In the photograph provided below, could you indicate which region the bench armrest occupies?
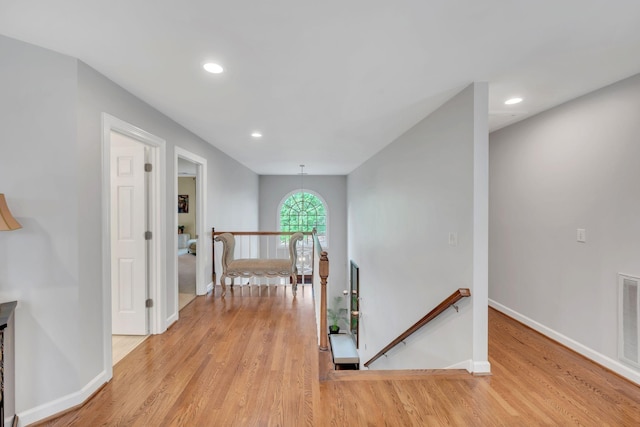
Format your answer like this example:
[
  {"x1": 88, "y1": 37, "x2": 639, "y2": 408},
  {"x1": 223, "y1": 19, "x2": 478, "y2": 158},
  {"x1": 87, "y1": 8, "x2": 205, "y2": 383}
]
[
  {"x1": 289, "y1": 232, "x2": 304, "y2": 272},
  {"x1": 214, "y1": 233, "x2": 235, "y2": 270}
]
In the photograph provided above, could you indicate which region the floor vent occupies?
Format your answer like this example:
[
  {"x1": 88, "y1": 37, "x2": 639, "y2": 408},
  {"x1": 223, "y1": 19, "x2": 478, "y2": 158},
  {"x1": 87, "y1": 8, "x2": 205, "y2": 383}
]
[{"x1": 619, "y1": 274, "x2": 640, "y2": 367}]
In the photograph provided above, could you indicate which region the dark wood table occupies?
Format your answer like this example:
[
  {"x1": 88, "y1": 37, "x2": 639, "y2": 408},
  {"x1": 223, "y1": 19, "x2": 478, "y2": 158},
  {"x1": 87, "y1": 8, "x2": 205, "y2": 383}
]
[{"x1": 0, "y1": 301, "x2": 17, "y2": 426}]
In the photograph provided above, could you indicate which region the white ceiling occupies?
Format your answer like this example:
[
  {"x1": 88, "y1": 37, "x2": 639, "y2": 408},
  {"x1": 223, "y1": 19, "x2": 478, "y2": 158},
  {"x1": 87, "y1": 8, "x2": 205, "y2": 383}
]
[{"x1": 2, "y1": 1, "x2": 640, "y2": 175}]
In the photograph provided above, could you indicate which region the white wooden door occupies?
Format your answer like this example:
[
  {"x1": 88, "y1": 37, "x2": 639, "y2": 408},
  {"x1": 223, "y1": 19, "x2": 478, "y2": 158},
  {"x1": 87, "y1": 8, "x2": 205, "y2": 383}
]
[{"x1": 110, "y1": 131, "x2": 148, "y2": 335}]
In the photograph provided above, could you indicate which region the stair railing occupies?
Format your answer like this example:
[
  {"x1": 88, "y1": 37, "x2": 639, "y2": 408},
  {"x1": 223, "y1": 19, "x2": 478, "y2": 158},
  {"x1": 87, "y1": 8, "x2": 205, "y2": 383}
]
[{"x1": 363, "y1": 288, "x2": 471, "y2": 368}]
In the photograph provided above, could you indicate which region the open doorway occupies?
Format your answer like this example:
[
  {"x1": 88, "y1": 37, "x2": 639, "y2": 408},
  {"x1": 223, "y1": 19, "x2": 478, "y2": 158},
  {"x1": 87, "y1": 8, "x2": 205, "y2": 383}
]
[
  {"x1": 178, "y1": 173, "x2": 197, "y2": 309},
  {"x1": 174, "y1": 148, "x2": 207, "y2": 318}
]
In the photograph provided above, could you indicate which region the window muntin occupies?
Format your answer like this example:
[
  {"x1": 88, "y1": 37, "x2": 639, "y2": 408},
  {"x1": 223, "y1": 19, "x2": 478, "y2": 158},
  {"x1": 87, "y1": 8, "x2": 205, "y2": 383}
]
[{"x1": 279, "y1": 191, "x2": 328, "y2": 247}]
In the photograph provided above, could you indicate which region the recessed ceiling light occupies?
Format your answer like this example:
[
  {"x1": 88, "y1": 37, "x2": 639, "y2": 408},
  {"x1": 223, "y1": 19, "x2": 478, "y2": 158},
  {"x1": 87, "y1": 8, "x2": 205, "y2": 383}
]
[
  {"x1": 505, "y1": 97, "x2": 523, "y2": 105},
  {"x1": 203, "y1": 63, "x2": 224, "y2": 74},
  {"x1": 251, "y1": 132, "x2": 263, "y2": 138}
]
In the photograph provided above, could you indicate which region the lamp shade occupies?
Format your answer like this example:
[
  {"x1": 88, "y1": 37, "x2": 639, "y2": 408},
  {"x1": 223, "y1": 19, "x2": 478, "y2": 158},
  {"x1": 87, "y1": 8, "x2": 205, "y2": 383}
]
[{"x1": 0, "y1": 194, "x2": 22, "y2": 231}]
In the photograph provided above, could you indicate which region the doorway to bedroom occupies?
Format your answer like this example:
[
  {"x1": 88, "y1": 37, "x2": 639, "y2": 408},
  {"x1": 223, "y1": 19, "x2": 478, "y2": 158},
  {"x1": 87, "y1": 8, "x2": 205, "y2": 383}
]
[{"x1": 178, "y1": 172, "x2": 197, "y2": 309}]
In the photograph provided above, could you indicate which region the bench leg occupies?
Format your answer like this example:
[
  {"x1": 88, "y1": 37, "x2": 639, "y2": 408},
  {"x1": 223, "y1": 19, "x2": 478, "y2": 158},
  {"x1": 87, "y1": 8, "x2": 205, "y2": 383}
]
[{"x1": 220, "y1": 275, "x2": 227, "y2": 297}]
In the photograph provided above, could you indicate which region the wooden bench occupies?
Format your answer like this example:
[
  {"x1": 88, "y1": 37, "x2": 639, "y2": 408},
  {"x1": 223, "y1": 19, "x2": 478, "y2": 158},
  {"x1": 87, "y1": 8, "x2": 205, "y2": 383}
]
[{"x1": 214, "y1": 232, "x2": 303, "y2": 296}]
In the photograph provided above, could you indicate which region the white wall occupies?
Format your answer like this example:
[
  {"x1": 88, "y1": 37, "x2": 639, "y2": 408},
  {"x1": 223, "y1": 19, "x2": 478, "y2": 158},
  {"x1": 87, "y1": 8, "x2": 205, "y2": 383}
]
[
  {"x1": 0, "y1": 34, "x2": 258, "y2": 424},
  {"x1": 259, "y1": 175, "x2": 348, "y2": 301},
  {"x1": 348, "y1": 83, "x2": 489, "y2": 371},
  {"x1": 489, "y1": 72, "x2": 640, "y2": 384},
  {"x1": 0, "y1": 34, "x2": 82, "y2": 421}
]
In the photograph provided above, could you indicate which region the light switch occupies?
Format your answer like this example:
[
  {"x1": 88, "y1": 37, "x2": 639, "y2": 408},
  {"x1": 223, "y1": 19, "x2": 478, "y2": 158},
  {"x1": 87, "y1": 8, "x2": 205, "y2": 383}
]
[{"x1": 577, "y1": 228, "x2": 586, "y2": 243}]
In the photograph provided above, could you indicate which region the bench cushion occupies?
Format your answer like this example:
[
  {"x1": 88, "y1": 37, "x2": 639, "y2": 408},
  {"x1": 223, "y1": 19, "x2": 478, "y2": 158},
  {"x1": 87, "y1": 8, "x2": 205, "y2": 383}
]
[{"x1": 227, "y1": 258, "x2": 293, "y2": 276}]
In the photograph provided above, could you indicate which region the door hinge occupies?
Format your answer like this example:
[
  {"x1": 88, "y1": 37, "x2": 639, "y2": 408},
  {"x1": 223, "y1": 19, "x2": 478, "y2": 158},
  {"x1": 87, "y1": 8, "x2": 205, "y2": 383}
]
[
  {"x1": 146, "y1": 298, "x2": 153, "y2": 308},
  {"x1": 145, "y1": 231, "x2": 152, "y2": 240},
  {"x1": 145, "y1": 163, "x2": 152, "y2": 172}
]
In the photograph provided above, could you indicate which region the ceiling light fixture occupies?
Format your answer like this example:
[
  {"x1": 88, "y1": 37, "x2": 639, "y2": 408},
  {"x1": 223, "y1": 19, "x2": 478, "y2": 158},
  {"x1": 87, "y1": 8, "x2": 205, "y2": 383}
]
[
  {"x1": 203, "y1": 63, "x2": 224, "y2": 74},
  {"x1": 505, "y1": 97, "x2": 523, "y2": 105},
  {"x1": 251, "y1": 132, "x2": 262, "y2": 138}
]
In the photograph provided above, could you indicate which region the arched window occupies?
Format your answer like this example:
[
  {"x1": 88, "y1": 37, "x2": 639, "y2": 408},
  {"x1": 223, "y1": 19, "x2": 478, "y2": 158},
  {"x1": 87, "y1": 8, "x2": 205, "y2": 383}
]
[{"x1": 278, "y1": 190, "x2": 328, "y2": 247}]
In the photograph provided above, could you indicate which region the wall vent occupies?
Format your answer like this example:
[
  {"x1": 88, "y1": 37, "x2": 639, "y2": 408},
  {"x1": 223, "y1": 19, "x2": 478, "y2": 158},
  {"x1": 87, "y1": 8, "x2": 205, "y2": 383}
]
[{"x1": 619, "y1": 274, "x2": 640, "y2": 367}]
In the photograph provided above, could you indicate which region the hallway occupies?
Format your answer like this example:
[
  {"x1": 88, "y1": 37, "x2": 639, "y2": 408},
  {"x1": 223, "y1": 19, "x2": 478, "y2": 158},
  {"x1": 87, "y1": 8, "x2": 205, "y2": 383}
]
[{"x1": 43, "y1": 285, "x2": 640, "y2": 426}]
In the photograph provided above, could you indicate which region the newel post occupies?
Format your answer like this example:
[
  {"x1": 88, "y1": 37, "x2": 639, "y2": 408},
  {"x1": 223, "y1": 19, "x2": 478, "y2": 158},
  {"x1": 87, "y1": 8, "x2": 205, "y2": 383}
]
[
  {"x1": 319, "y1": 251, "x2": 329, "y2": 351},
  {"x1": 211, "y1": 227, "x2": 216, "y2": 285}
]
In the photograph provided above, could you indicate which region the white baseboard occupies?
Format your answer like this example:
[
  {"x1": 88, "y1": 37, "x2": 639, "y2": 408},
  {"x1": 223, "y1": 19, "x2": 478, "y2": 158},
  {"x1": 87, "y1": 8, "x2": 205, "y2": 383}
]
[
  {"x1": 489, "y1": 299, "x2": 640, "y2": 386},
  {"x1": 445, "y1": 359, "x2": 473, "y2": 371},
  {"x1": 442, "y1": 359, "x2": 491, "y2": 374},
  {"x1": 17, "y1": 370, "x2": 108, "y2": 426},
  {"x1": 471, "y1": 360, "x2": 491, "y2": 374},
  {"x1": 166, "y1": 312, "x2": 178, "y2": 328}
]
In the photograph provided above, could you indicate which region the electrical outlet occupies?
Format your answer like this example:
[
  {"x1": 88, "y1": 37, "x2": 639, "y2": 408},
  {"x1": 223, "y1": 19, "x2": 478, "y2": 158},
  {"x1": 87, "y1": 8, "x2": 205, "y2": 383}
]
[{"x1": 577, "y1": 228, "x2": 586, "y2": 243}]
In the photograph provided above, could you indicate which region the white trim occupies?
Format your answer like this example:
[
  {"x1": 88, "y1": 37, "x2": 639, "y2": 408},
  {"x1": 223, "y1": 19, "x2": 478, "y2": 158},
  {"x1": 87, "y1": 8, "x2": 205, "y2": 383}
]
[
  {"x1": 618, "y1": 273, "x2": 640, "y2": 368},
  {"x1": 166, "y1": 312, "x2": 179, "y2": 328},
  {"x1": 445, "y1": 359, "x2": 473, "y2": 371},
  {"x1": 489, "y1": 299, "x2": 640, "y2": 386},
  {"x1": 443, "y1": 359, "x2": 491, "y2": 374},
  {"x1": 102, "y1": 113, "x2": 167, "y2": 381},
  {"x1": 16, "y1": 370, "x2": 108, "y2": 426},
  {"x1": 472, "y1": 82, "x2": 490, "y2": 374},
  {"x1": 471, "y1": 360, "x2": 491, "y2": 374},
  {"x1": 174, "y1": 147, "x2": 208, "y2": 321}
]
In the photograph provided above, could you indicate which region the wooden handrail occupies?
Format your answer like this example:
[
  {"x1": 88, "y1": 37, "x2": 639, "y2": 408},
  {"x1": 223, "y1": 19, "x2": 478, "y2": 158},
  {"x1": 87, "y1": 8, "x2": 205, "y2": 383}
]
[
  {"x1": 212, "y1": 230, "x2": 314, "y2": 236},
  {"x1": 363, "y1": 288, "x2": 471, "y2": 368}
]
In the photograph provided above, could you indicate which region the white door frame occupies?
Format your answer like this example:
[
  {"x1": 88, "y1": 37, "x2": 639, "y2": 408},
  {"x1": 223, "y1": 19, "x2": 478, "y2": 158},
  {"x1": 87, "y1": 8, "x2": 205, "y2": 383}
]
[
  {"x1": 173, "y1": 147, "x2": 207, "y2": 320},
  {"x1": 101, "y1": 113, "x2": 167, "y2": 379}
]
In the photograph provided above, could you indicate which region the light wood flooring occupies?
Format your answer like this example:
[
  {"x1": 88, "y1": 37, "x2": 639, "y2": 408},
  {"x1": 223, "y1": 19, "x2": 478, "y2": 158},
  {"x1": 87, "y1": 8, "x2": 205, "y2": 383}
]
[
  {"x1": 111, "y1": 335, "x2": 148, "y2": 366},
  {"x1": 112, "y1": 293, "x2": 194, "y2": 368},
  {"x1": 179, "y1": 292, "x2": 196, "y2": 311},
  {"x1": 112, "y1": 291, "x2": 193, "y2": 368},
  {"x1": 40, "y1": 284, "x2": 640, "y2": 426}
]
